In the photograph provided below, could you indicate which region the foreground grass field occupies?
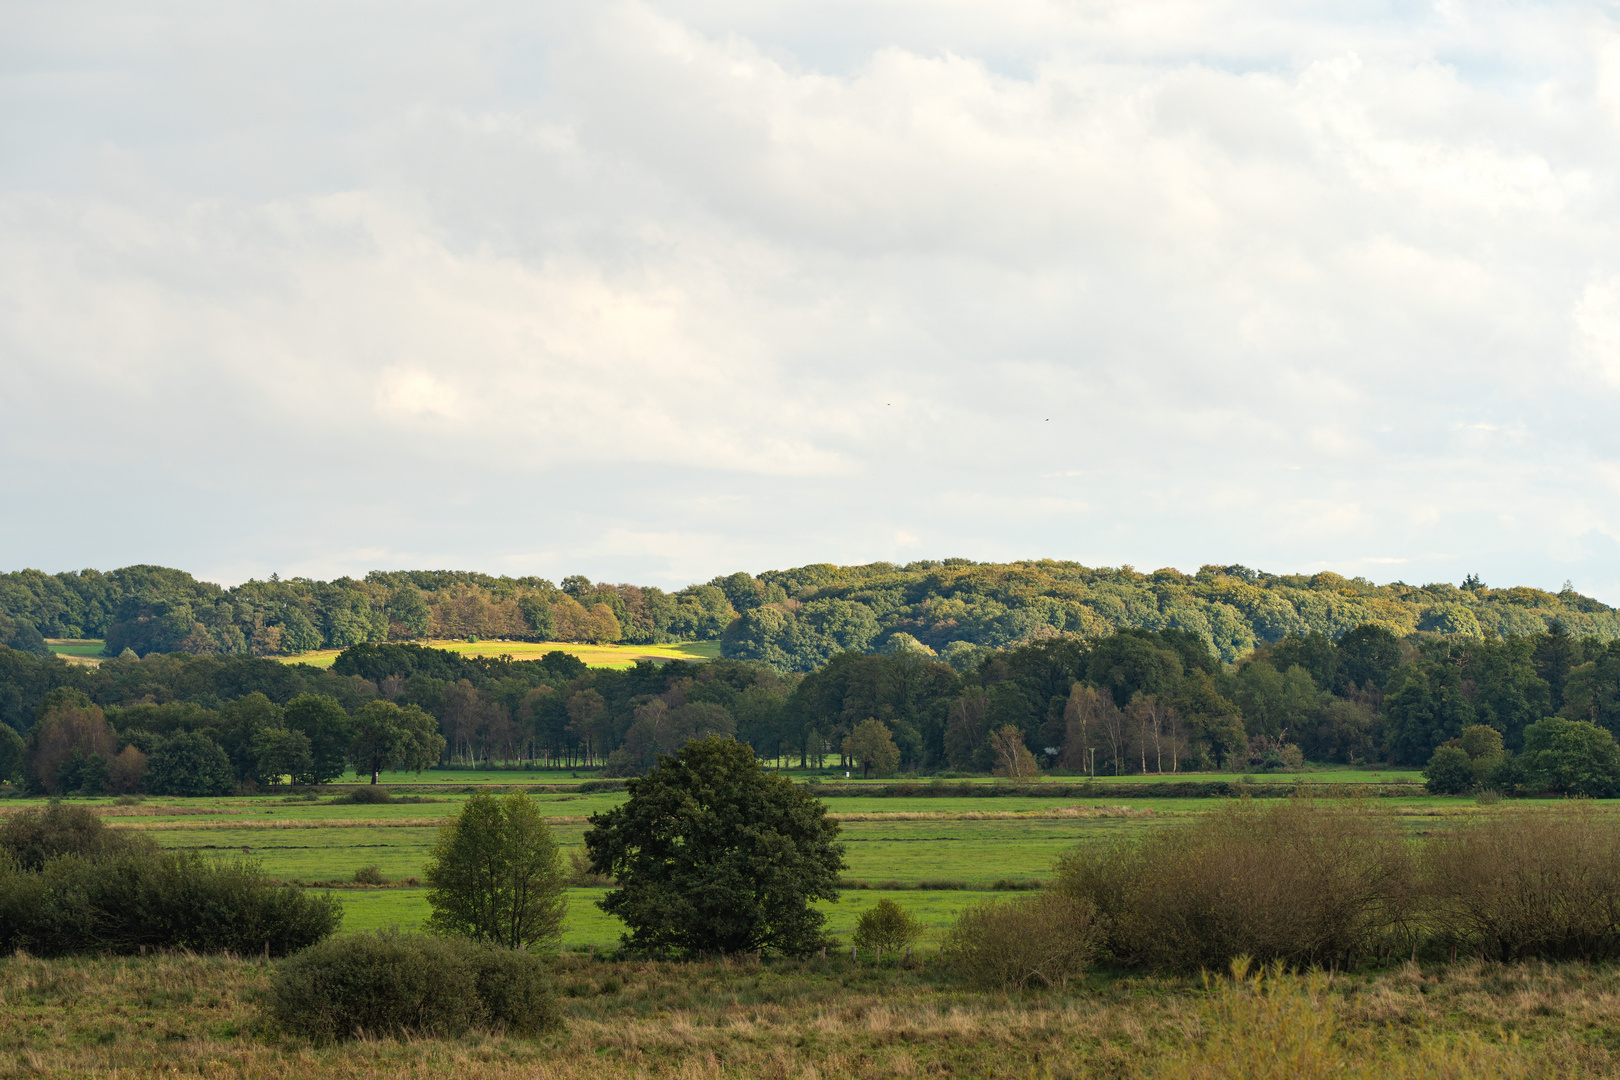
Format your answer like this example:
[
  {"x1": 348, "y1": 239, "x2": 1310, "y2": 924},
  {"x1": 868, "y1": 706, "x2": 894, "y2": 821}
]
[{"x1": 1, "y1": 950, "x2": 1613, "y2": 1078}]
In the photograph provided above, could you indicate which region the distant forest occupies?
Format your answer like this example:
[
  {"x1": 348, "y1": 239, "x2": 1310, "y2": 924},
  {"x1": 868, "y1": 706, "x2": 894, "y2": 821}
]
[{"x1": 0, "y1": 561, "x2": 1615, "y2": 672}]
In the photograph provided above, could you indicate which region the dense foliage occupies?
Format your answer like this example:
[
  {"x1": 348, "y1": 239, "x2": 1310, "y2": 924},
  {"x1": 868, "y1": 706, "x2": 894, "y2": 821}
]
[
  {"x1": 584, "y1": 737, "x2": 845, "y2": 956},
  {"x1": 0, "y1": 804, "x2": 340, "y2": 956},
  {"x1": 3, "y1": 561, "x2": 1614, "y2": 664}
]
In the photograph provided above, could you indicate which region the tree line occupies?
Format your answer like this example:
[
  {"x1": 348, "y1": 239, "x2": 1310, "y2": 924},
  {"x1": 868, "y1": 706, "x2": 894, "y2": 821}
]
[
  {"x1": 5, "y1": 611, "x2": 1620, "y2": 791},
  {"x1": 3, "y1": 561, "x2": 1616, "y2": 667}
]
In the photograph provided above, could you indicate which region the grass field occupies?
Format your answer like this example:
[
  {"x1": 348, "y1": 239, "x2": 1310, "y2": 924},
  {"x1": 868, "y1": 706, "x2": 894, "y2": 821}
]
[
  {"x1": 42, "y1": 638, "x2": 106, "y2": 666},
  {"x1": 275, "y1": 639, "x2": 723, "y2": 670},
  {"x1": 2, "y1": 786, "x2": 1490, "y2": 952},
  {"x1": 8, "y1": 787, "x2": 1620, "y2": 1076},
  {"x1": 2, "y1": 949, "x2": 1615, "y2": 1078}
]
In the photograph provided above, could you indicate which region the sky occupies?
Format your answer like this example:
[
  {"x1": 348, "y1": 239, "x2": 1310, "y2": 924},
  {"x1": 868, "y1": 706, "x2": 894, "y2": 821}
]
[{"x1": 4, "y1": 0, "x2": 1620, "y2": 600}]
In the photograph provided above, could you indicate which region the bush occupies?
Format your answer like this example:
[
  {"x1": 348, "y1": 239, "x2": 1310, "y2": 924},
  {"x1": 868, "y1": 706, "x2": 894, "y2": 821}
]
[
  {"x1": 1423, "y1": 746, "x2": 1476, "y2": 795},
  {"x1": 354, "y1": 866, "x2": 386, "y2": 885},
  {"x1": 851, "y1": 898, "x2": 923, "y2": 953},
  {"x1": 270, "y1": 930, "x2": 559, "y2": 1042},
  {"x1": 0, "y1": 849, "x2": 340, "y2": 956},
  {"x1": 0, "y1": 802, "x2": 145, "y2": 871},
  {"x1": 1056, "y1": 799, "x2": 1415, "y2": 972},
  {"x1": 1425, "y1": 807, "x2": 1620, "y2": 961},
  {"x1": 336, "y1": 786, "x2": 393, "y2": 804},
  {"x1": 942, "y1": 891, "x2": 1098, "y2": 990}
]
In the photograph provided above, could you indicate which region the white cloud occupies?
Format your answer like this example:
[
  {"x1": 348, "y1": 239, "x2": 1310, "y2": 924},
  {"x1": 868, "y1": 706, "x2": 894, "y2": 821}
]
[{"x1": 2, "y1": 0, "x2": 1620, "y2": 599}]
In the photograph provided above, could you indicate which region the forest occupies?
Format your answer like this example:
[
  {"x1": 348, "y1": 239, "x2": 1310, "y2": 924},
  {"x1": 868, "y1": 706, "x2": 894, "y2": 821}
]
[
  {"x1": 2, "y1": 613, "x2": 1618, "y2": 790},
  {"x1": 1, "y1": 560, "x2": 1616, "y2": 670}
]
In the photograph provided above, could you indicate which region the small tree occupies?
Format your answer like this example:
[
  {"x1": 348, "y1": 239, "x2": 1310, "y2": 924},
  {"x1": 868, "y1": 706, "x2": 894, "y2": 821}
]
[
  {"x1": 843, "y1": 719, "x2": 900, "y2": 778},
  {"x1": 585, "y1": 736, "x2": 845, "y2": 956},
  {"x1": 1423, "y1": 746, "x2": 1475, "y2": 795},
  {"x1": 988, "y1": 725, "x2": 1040, "y2": 779},
  {"x1": 425, "y1": 793, "x2": 566, "y2": 950},
  {"x1": 852, "y1": 898, "x2": 924, "y2": 954}
]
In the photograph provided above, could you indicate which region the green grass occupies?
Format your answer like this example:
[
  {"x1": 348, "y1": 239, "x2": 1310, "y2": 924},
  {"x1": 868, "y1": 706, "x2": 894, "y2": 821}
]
[
  {"x1": 278, "y1": 639, "x2": 723, "y2": 670},
  {"x1": 43, "y1": 639, "x2": 106, "y2": 657},
  {"x1": 337, "y1": 886, "x2": 994, "y2": 949}
]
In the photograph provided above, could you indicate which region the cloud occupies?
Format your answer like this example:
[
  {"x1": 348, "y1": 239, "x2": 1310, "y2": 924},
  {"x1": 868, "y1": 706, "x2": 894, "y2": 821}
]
[{"x1": 2, "y1": 0, "x2": 1620, "y2": 600}]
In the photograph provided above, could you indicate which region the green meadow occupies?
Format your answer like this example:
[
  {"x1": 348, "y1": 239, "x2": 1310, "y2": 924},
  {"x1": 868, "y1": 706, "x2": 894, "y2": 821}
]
[{"x1": 6, "y1": 783, "x2": 1495, "y2": 951}]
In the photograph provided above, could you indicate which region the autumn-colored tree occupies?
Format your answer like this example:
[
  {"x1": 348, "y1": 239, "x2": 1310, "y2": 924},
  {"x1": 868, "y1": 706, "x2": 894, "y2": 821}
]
[
  {"x1": 28, "y1": 691, "x2": 116, "y2": 796},
  {"x1": 843, "y1": 718, "x2": 900, "y2": 778}
]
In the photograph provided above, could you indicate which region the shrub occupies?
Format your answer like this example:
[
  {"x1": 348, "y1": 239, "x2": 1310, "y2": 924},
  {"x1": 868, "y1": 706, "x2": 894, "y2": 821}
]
[
  {"x1": 1056, "y1": 799, "x2": 1415, "y2": 972},
  {"x1": 0, "y1": 848, "x2": 340, "y2": 956},
  {"x1": 354, "y1": 866, "x2": 386, "y2": 885},
  {"x1": 1423, "y1": 746, "x2": 1475, "y2": 795},
  {"x1": 942, "y1": 891, "x2": 1098, "y2": 990},
  {"x1": 0, "y1": 802, "x2": 146, "y2": 870},
  {"x1": 336, "y1": 785, "x2": 393, "y2": 804},
  {"x1": 269, "y1": 930, "x2": 558, "y2": 1042},
  {"x1": 851, "y1": 898, "x2": 923, "y2": 953},
  {"x1": 1424, "y1": 807, "x2": 1620, "y2": 961}
]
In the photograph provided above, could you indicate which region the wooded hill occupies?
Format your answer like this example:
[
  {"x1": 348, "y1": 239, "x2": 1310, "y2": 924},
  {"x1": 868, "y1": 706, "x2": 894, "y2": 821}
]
[{"x1": 0, "y1": 560, "x2": 1614, "y2": 671}]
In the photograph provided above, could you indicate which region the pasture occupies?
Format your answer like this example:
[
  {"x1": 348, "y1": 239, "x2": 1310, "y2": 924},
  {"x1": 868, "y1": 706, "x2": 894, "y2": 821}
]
[{"x1": 4, "y1": 783, "x2": 1482, "y2": 950}]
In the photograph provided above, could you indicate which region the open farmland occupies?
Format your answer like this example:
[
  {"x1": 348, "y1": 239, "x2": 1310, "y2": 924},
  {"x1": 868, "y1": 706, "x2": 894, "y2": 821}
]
[
  {"x1": 2, "y1": 783, "x2": 1483, "y2": 950},
  {"x1": 273, "y1": 639, "x2": 723, "y2": 670}
]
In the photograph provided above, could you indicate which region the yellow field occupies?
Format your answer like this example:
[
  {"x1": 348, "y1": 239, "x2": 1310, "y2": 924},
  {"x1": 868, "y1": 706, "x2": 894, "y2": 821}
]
[{"x1": 275, "y1": 639, "x2": 723, "y2": 670}]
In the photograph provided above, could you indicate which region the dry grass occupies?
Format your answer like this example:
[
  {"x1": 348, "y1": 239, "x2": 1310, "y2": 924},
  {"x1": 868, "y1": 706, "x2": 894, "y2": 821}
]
[{"x1": 1, "y1": 951, "x2": 1619, "y2": 1078}]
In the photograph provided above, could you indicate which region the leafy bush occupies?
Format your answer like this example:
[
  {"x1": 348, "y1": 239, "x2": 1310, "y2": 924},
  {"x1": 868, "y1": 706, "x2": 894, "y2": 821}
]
[
  {"x1": 1056, "y1": 800, "x2": 1415, "y2": 972},
  {"x1": 0, "y1": 802, "x2": 146, "y2": 870},
  {"x1": 335, "y1": 786, "x2": 393, "y2": 804},
  {"x1": 353, "y1": 866, "x2": 386, "y2": 885},
  {"x1": 1423, "y1": 746, "x2": 1475, "y2": 795},
  {"x1": 851, "y1": 898, "x2": 923, "y2": 953},
  {"x1": 269, "y1": 930, "x2": 559, "y2": 1042},
  {"x1": 1425, "y1": 807, "x2": 1620, "y2": 961},
  {"x1": 942, "y1": 891, "x2": 1098, "y2": 990},
  {"x1": 0, "y1": 849, "x2": 340, "y2": 956}
]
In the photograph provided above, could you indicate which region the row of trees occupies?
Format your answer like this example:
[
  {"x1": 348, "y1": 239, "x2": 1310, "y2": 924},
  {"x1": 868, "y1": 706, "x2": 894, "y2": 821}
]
[
  {"x1": 5, "y1": 614, "x2": 1620, "y2": 788},
  {"x1": 10, "y1": 686, "x2": 444, "y2": 796},
  {"x1": 4, "y1": 562, "x2": 1615, "y2": 666}
]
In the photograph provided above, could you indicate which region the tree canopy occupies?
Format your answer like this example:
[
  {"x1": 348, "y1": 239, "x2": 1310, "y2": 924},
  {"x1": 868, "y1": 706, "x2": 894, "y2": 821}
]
[{"x1": 583, "y1": 736, "x2": 844, "y2": 956}]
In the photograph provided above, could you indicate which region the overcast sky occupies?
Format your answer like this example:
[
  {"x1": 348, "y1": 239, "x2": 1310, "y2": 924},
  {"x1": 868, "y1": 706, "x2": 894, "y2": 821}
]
[{"x1": 4, "y1": 0, "x2": 1620, "y2": 599}]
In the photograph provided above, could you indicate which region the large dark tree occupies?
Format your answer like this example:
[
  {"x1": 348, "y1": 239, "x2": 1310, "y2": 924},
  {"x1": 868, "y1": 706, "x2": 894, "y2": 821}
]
[{"x1": 584, "y1": 736, "x2": 844, "y2": 956}]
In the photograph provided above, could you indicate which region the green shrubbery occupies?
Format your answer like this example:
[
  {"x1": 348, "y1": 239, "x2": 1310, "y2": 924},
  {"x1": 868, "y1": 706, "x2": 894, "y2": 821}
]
[
  {"x1": 0, "y1": 804, "x2": 339, "y2": 956},
  {"x1": 1425, "y1": 719, "x2": 1620, "y2": 797},
  {"x1": 270, "y1": 930, "x2": 559, "y2": 1042},
  {"x1": 851, "y1": 898, "x2": 924, "y2": 954}
]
